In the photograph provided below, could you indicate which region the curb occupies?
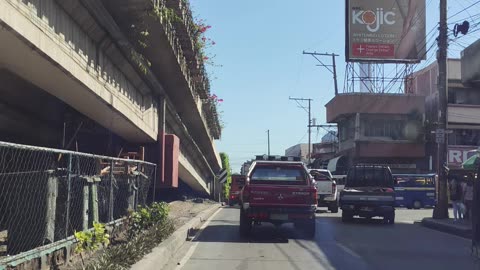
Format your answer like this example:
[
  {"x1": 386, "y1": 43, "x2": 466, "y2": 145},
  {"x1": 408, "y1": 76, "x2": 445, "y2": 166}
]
[
  {"x1": 131, "y1": 203, "x2": 221, "y2": 270},
  {"x1": 421, "y1": 218, "x2": 472, "y2": 239}
]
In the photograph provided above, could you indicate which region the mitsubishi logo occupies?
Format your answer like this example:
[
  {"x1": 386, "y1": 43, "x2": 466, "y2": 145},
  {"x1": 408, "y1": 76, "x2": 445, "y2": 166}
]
[{"x1": 277, "y1": 193, "x2": 284, "y2": 200}]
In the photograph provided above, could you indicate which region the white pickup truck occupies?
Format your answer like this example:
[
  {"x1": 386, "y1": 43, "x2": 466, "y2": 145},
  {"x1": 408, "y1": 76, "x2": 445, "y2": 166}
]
[{"x1": 309, "y1": 169, "x2": 338, "y2": 213}]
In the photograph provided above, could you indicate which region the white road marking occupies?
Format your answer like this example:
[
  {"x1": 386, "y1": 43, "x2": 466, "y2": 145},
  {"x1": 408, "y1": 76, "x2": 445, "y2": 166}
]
[
  {"x1": 175, "y1": 207, "x2": 222, "y2": 269},
  {"x1": 336, "y1": 242, "x2": 361, "y2": 259}
]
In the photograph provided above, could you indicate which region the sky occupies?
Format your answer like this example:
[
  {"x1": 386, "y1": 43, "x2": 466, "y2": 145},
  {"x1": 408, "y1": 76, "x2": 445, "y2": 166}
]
[{"x1": 190, "y1": 0, "x2": 480, "y2": 172}]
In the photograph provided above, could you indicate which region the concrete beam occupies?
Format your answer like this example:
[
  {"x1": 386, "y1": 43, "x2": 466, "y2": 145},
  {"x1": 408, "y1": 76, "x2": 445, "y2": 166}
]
[
  {"x1": 0, "y1": 0, "x2": 157, "y2": 143},
  {"x1": 178, "y1": 152, "x2": 209, "y2": 195}
]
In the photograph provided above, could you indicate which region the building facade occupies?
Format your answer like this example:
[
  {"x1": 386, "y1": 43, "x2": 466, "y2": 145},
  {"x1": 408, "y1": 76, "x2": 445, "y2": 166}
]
[
  {"x1": 311, "y1": 132, "x2": 338, "y2": 169},
  {"x1": 325, "y1": 93, "x2": 427, "y2": 174},
  {"x1": 285, "y1": 143, "x2": 310, "y2": 162},
  {"x1": 410, "y1": 58, "x2": 480, "y2": 176}
]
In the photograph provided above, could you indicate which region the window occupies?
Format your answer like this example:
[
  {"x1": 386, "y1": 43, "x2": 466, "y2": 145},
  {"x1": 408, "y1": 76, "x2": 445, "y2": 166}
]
[
  {"x1": 394, "y1": 176, "x2": 434, "y2": 187},
  {"x1": 334, "y1": 177, "x2": 346, "y2": 185},
  {"x1": 449, "y1": 88, "x2": 480, "y2": 105},
  {"x1": 346, "y1": 167, "x2": 393, "y2": 188},
  {"x1": 364, "y1": 119, "x2": 406, "y2": 139},
  {"x1": 339, "y1": 118, "x2": 355, "y2": 142},
  {"x1": 250, "y1": 165, "x2": 307, "y2": 185},
  {"x1": 448, "y1": 129, "x2": 480, "y2": 146}
]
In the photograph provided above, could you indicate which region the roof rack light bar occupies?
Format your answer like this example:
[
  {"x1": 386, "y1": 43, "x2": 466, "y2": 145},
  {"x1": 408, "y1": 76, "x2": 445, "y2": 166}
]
[{"x1": 255, "y1": 155, "x2": 302, "y2": 162}]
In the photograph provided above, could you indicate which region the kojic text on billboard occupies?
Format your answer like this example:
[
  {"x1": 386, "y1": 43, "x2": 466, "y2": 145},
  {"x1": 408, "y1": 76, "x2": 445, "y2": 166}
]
[{"x1": 346, "y1": 0, "x2": 426, "y2": 63}]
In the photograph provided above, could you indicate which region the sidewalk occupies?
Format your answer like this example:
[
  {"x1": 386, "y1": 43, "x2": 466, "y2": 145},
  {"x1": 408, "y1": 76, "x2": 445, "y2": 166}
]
[{"x1": 421, "y1": 218, "x2": 472, "y2": 238}]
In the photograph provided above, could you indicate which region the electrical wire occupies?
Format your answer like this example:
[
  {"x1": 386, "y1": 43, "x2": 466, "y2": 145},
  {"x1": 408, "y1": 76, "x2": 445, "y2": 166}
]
[
  {"x1": 297, "y1": 132, "x2": 308, "y2": 144},
  {"x1": 448, "y1": 0, "x2": 480, "y2": 19}
]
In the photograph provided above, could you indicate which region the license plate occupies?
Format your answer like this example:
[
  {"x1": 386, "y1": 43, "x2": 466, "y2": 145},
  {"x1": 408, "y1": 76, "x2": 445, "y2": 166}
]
[
  {"x1": 360, "y1": 207, "x2": 373, "y2": 211},
  {"x1": 270, "y1": 214, "x2": 288, "y2": 220}
]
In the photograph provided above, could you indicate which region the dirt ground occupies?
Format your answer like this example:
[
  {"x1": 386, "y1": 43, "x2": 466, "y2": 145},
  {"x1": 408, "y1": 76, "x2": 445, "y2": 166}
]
[
  {"x1": 0, "y1": 230, "x2": 6, "y2": 256},
  {"x1": 59, "y1": 199, "x2": 217, "y2": 269},
  {"x1": 169, "y1": 199, "x2": 218, "y2": 228}
]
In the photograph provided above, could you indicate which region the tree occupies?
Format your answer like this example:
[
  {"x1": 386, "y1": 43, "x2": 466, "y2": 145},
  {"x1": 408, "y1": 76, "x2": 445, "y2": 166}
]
[{"x1": 219, "y1": 152, "x2": 232, "y2": 200}]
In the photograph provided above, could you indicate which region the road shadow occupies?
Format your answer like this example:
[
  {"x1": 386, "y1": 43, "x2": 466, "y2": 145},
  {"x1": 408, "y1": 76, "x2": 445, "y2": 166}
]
[
  {"x1": 315, "y1": 209, "x2": 330, "y2": 214},
  {"x1": 309, "y1": 215, "x2": 480, "y2": 270},
  {"x1": 193, "y1": 222, "x2": 316, "y2": 244}
]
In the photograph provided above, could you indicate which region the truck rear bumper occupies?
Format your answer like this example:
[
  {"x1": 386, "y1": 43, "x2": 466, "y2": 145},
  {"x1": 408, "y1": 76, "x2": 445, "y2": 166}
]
[
  {"x1": 318, "y1": 194, "x2": 336, "y2": 200},
  {"x1": 245, "y1": 206, "x2": 316, "y2": 222},
  {"x1": 341, "y1": 203, "x2": 394, "y2": 217}
]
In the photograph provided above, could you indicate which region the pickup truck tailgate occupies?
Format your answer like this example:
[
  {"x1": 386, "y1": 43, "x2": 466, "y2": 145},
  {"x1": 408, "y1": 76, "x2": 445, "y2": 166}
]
[
  {"x1": 315, "y1": 180, "x2": 333, "y2": 195},
  {"x1": 340, "y1": 187, "x2": 395, "y2": 204},
  {"x1": 248, "y1": 185, "x2": 314, "y2": 206}
]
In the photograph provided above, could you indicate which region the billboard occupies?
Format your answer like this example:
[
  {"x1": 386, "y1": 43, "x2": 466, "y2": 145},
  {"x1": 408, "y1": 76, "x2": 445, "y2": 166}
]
[{"x1": 346, "y1": 0, "x2": 426, "y2": 63}]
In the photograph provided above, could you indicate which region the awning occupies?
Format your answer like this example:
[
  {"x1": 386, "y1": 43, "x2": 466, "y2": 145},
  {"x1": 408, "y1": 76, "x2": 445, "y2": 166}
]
[
  {"x1": 462, "y1": 154, "x2": 479, "y2": 170},
  {"x1": 327, "y1": 156, "x2": 343, "y2": 173}
]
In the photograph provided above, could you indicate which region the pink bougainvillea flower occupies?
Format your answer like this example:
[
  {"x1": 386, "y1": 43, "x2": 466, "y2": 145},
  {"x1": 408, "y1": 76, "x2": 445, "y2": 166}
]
[
  {"x1": 217, "y1": 99, "x2": 224, "y2": 102},
  {"x1": 203, "y1": 56, "x2": 209, "y2": 60}
]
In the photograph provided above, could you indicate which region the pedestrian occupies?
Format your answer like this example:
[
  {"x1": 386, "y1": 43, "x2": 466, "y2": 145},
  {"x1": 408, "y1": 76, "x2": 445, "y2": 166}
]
[
  {"x1": 464, "y1": 178, "x2": 474, "y2": 220},
  {"x1": 449, "y1": 177, "x2": 463, "y2": 222}
]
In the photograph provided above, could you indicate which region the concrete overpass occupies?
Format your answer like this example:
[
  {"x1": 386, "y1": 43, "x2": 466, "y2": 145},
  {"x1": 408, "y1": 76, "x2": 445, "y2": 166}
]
[{"x1": 0, "y1": 0, "x2": 222, "y2": 195}]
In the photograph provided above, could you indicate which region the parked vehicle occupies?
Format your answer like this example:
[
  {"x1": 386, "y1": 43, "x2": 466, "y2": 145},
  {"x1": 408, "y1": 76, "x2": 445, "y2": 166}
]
[
  {"x1": 339, "y1": 165, "x2": 396, "y2": 224},
  {"x1": 393, "y1": 174, "x2": 436, "y2": 209},
  {"x1": 309, "y1": 169, "x2": 338, "y2": 213},
  {"x1": 229, "y1": 174, "x2": 246, "y2": 206},
  {"x1": 239, "y1": 155, "x2": 317, "y2": 238}
]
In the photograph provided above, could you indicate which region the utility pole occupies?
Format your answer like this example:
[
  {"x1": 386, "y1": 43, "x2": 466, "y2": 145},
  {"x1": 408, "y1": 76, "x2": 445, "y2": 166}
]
[
  {"x1": 433, "y1": 0, "x2": 449, "y2": 219},
  {"x1": 308, "y1": 99, "x2": 311, "y2": 162},
  {"x1": 289, "y1": 97, "x2": 313, "y2": 164},
  {"x1": 303, "y1": 51, "x2": 340, "y2": 95},
  {"x1": 267, "y1": 129, "x2": 271, "y2": 155}
]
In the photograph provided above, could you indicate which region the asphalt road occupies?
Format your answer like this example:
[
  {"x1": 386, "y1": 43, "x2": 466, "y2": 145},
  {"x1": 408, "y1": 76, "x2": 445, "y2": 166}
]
[{"x1": 168, "y1": 207, "x2": 479, "y2": 270}]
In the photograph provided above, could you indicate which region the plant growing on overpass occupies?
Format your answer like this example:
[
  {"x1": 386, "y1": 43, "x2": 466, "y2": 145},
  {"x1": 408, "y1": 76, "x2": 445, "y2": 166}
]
[
  {"x1": 220, "y1": 152, "x2": 232, "y2": 200},
  {"x1": 193, "y1": 18, "x2": 217, "y2": 66}
]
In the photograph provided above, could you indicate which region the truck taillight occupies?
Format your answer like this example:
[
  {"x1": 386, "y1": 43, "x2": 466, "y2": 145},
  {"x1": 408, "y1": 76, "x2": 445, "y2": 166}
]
[
  {"x1": 384, "y1": 188, "x2": 394, "y2": 193},
  {"x1": 332, "y1": 183, "x2": 336, "y2": 194}
]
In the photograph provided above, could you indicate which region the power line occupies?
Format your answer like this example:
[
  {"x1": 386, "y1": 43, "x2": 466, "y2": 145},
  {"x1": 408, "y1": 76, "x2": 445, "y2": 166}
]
[
  {"x1": 297, "y1": 131, "x2": 308, "y2": 144},
  {"x1": 448, "y1": 0, "x2": 480, "y2": 19},
  {"x1": 448, "y1": 11, "x2": 480, "y2": 25},
  {"x1": 453, "y1": 0, "x2": 476, "y2": 22},
  {"x1": 289, "y1": 97, "x2": 313, "y2": 162}
]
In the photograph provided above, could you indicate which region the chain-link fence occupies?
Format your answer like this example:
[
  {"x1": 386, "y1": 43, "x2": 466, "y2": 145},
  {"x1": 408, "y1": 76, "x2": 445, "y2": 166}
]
[{"x1": 0, "y1": 141, "x2": 156, "y2": 257}]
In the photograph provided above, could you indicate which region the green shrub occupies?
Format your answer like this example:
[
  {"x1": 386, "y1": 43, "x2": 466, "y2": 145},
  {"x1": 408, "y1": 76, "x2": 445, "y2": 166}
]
[
  {"x1": 74, "y1": 222, "x2": 110, "y2": 253},
  {"x1": 128, "y1": 202, "x2": 170, "y2": 239},
  {"x1": 84, "y1": 219, "x2": 175, "y2": 270}
]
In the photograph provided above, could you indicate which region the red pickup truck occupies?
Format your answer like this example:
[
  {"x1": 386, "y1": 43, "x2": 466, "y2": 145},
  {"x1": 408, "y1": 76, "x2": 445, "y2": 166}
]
[
  {"x1": 229, "y1": 174, "x2": 246, "y2": 206},
  {"x1": 239, "y1": 156, "x2": 317, "y2": 238}
]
